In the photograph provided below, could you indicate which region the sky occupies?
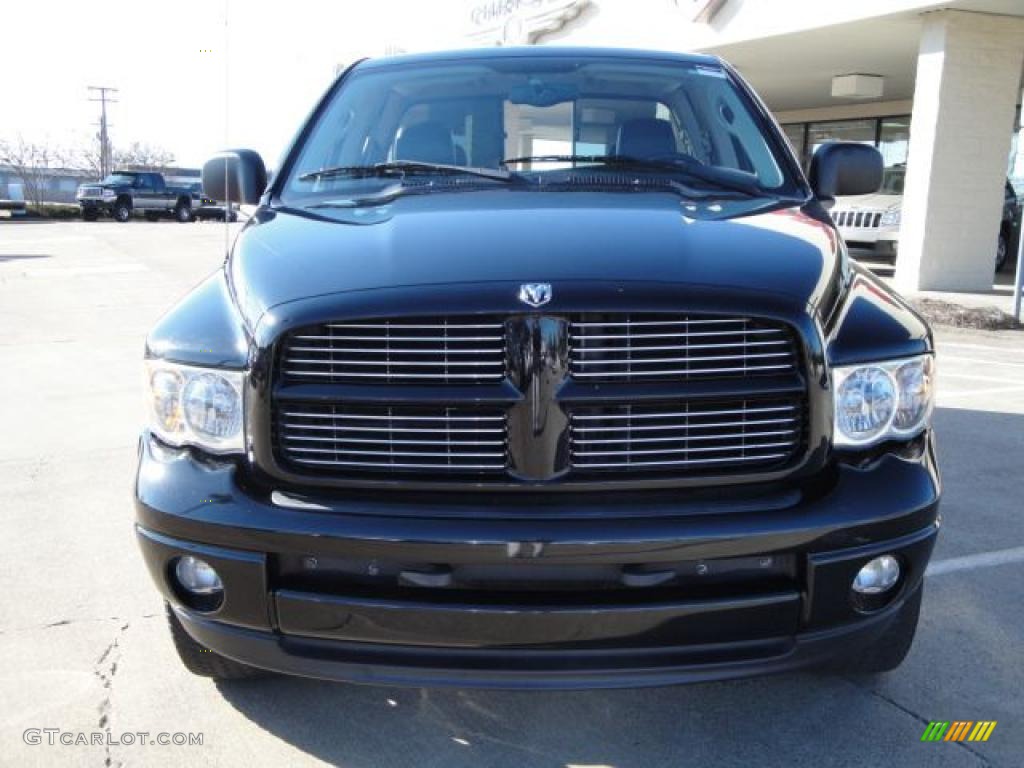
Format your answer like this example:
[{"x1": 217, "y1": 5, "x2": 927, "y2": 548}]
[{"x1": 0, "y1": 0, "x2": 474, "y2": 170}]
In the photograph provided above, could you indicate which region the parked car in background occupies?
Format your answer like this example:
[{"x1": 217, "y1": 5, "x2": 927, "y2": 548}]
[
  {"x1": 832, "y1": 165, "x2": 1021, "y2": 272},
  {"x1": 136, "y1": 48, "x2": 940, "y2": 688},
  {"x1": 188, "y1": 182, "x2": 238, "y2": 222},
  {"x1": 76, "y1": 171, "x2": 195, "y2": 222},
  {"x1": 998, "y1": 180, "x2": 1023, "y2": 271},
  {"x1": 0, "y1": 182, "x2": 27, "y2": 218},
  {"x1": 831, "y1": 165, "x2": 903, "y2": 256}
]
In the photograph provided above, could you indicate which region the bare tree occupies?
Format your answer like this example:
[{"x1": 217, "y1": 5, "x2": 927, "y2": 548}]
[
  {"x1": 67, "y1": 136, "x2": 104, "y2": 179},
  {"x1": 114, "y1": 142, "x2": 176, "y2": 171},
  {"x1": 0, "y1": 136, "x2": 58, "y2": 212},
  {"x1": 64, "y1": 138, "x2": 177, "y2": 179}
]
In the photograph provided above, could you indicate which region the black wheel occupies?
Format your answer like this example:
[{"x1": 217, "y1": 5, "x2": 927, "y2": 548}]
[
  {"x1": 144, "y1": 211, "x2": 161, "y2": 222},
  {"x1": 113, "y1": 200, "x2": 131, "y2": 222},
  {"x1": 165, "y1": 603, "x2": 265, "y2": 680},
  {"x1": 175, "y1": 201, "x2": 194, "y2": 223},
  {"x1": 82, "y1": 209, "x2": 98, "y2": 222},
  {"x1": 831, "y1": 586, "x2": 922, "y2": 675},
  {"x1": 995, "y1": 230, "x2": 1009, "y2": 272}
]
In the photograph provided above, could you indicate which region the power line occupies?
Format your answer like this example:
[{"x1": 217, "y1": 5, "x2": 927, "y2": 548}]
[{"x1": 88, "y1": 86, "x2": 119, "y2": 177}]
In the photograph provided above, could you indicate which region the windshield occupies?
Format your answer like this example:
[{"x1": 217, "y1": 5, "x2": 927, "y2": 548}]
[
  {"x1": 280, "y1": 56, "x2": 800, "y2": 204},
  {"x1": 103, "y1": 173, "x2": 138, "y2": 185},
  {"x1": 880, "y1": 166, "x2": 905, "y2": 195}
]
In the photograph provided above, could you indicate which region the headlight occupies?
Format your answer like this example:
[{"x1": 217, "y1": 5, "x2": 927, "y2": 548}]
[
  {"x1": 833, "y1": 355, "x2": 934, "y2": 448},
  {"x1": 102, "y1": 189, "x2": 116, "y2": 199},
  {"x1": 145, "y1": 361, "x2": 245, "y2": 454},
  {"x1": 879, "y1": 207, "x2": 901, "y2": 227}
]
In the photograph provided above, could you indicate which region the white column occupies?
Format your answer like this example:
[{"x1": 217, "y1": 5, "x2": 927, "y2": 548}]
[{"x1": 894, "y1": 10, "x2": 1024, "y2": 293}]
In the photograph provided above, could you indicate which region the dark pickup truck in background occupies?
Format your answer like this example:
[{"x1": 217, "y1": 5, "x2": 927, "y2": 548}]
[{"x1": 76, "y1": 171, "x2": 195, "y2": 222}]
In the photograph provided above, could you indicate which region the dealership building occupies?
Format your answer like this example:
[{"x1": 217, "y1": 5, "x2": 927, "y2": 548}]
[{"x1": 408, "y1": 0, "x2": 1024, "y2": 293}]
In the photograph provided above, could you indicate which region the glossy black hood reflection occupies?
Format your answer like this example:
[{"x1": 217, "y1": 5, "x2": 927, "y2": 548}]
[{"x1": 229, "y1": 190, "x2": 838, "y2": 329}]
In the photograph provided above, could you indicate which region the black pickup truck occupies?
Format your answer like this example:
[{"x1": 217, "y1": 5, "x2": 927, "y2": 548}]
[
  {"x1": 76, "y1": 171, "x2": 195, "y2": 222},
  {"x1": 136, "y1": 48, "x2": 939, "y2": 688}
]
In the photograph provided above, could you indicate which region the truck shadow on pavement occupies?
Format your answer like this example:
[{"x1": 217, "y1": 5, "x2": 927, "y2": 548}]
[
  {"x1": 212, "y1": 405, "x2": 1020, "y2": 768},
  {"x1": 215, "y1": 672, "x2": 890, "y2": 767}
]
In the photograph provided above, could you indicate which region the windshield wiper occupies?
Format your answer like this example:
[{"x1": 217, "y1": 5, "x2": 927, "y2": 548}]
[
  {"x1": 299, "y1": 161, "x2": 524, "y2": 184},
  {"x1": 306, "y1": 182, "x2": 408, "y2": 209},
  {"x1": 500, "y1": 154, "x2": 765, "y2": 197}
]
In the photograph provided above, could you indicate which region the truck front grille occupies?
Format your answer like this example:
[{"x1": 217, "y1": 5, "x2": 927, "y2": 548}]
[
  {"x1": 280, "y1": 317, "x2": 506, "y2": 384},
  {"x1": 269, "y1": 312, "x2": 808, "y2": 487},
  {"x1": 833, "y1": 210, "x2": 883, "y2": 228},
  {"x1": 276, "y1": 404, "x2": 508, "y2": 474},
  {"x1": 569, "y1": 397, "x2": 804, "y2": 473},
  {"x1": 569, "y1": 314, "x2": 797, "y2": 382}
]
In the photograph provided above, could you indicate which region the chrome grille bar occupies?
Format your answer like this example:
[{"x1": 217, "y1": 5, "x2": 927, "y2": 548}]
[
  {"x1": 570, "y1": 398, "x2": 804, "y2": 474},
  {"x1": 569, "y1": 313, "x2": 798, "y2": 383},
  {"x1": 276, "y1": 404, "x2": 509, "y2": 474},
  {"x1": 281, "y1": 316, "x2": 507, "y2": 384}
]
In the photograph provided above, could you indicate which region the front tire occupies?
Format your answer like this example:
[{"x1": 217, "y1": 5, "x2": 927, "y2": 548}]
[
  {"x1": 175, "y1": 201, "x2": 194, "y2": 223},
  {"x1": 82, "y1": 209, "x2": 98, "y2": 221},
  {"x1": 165, "y1": 603, "x2": 265, "y2": 680},
  {"x1": 112, "y1": 200, "x2": 131, "y2": 222},
  {"x1": 995, "y1": 230, "x2": 1009, "y2": 272}
]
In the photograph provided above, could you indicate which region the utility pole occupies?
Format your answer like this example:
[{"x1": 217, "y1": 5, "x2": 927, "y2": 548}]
[{"x1": 88, "y1": 86, "x2": 118, "y2": 178}]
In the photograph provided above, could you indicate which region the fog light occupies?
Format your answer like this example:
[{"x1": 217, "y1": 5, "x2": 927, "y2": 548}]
[
  {"x1": 852, "y1": 555, "x2": 900, "y2": 595},
  {"x1": 175, "y1": 556, "x2": 223, "y2": 595}
]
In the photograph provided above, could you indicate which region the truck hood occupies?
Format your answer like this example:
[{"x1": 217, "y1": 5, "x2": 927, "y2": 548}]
[
  {"x1": 229, "y1": 190, "x2": 840, "y2": 331},
  {"x1": 833, "y1": 192, "x2": 902, "y2": 211}
]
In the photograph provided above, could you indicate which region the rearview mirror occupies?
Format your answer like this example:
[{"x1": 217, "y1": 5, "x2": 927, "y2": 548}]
[
  {"x1": 808, "y1": 142, "x2": 882, "y2": 202},
  {"x1": 202, "y1": 149, "x2": 267, "y2": 205}
]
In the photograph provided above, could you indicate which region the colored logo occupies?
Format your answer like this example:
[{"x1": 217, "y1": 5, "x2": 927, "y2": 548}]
[{"x1": 921, "y1": 721, "x2": 997, "y2": 742}]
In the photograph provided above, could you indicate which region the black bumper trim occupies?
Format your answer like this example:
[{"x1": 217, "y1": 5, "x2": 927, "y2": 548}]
[
  {"x1": 273, "y1": 587, "x2": 802, "y2": 648},
  {"x1": 171, "y1": 590, "x2": 916, "y2": 690}
]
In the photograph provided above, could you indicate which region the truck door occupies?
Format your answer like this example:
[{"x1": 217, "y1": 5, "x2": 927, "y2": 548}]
[
  {"x1": 134, "y1": 175, "x2": 155, "y2": 209},
  {"x1": 149, "y1": 174, "x2": 170, "y2": 209}
]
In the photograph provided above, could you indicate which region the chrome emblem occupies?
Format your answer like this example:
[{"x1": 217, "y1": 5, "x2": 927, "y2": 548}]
[{"x1": 518, "y1": 283, "x2": 552, "y2": 307}]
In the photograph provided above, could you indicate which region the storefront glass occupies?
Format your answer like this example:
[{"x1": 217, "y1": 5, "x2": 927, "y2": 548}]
[
  {"x1": 781, "y1": 115, "x2": 913, "y2": 171},
  {"x1": 878, "y1": 116, "x2": 911, "y2": 168},
  {"x1": 805, "y1": 119, "x2": 876, "y2": 165},
  {"x1": 780, "y1": 123, "x2": 805, "y2": 163}
]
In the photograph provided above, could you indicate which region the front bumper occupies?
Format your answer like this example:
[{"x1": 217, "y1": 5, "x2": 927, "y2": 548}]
[
  {"x1": 78, "y1": 199, "x2": 114, "y2": 212},
  {"x1": 135, "y1": 434, "x2": 940, "y2": 689},
  {"x1": 838, "y1": 226, "x2": 899, "y2": 249}
]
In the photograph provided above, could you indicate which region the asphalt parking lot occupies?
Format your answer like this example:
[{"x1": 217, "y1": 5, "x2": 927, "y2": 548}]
[{"x1": 2, "y1": 220, "x2": 1023, "y2": 767}]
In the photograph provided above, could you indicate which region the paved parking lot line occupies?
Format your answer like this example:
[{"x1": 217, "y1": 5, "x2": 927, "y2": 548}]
[
  {"x1": 941, "y1": 341, "x2": 1024, "y2": 355},
  {"x1": 940, "y1": 384, "x2": 1024, "y2": 398},
  {"x1": 21, "y1": 263, "x2": 148, "y2": 277},
  {"x1": 941, "y1": 355, "x2": 1024, "y2": 369},
  {"x1": 938, "y1": 371, "x2": 1019, "y2": 384},
  {"x1": 926, "y1": 545, "x2": 1024, "y2": 576}
]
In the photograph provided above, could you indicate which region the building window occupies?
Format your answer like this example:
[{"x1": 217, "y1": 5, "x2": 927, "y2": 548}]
[
  {"x1": 780, "y1": 115, "x2": 913, "y2": 171},
  {"x1": 780, "y1": 123, "x2": 805, "y2": 164},
  {"x1": 805, "y1": 119, "x2": 876, "y2": 167},
  {"x1": 878, "y1": 116, "x2": 911, "y2": 169}
]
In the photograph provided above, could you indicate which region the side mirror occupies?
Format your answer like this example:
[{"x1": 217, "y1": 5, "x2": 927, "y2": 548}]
[
  {"x1": 809, "y1": 142, "x2": 882, "y2": 202},
  {"x1": 202, "y1": 149, "x2": 267, "y2": 205}
]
